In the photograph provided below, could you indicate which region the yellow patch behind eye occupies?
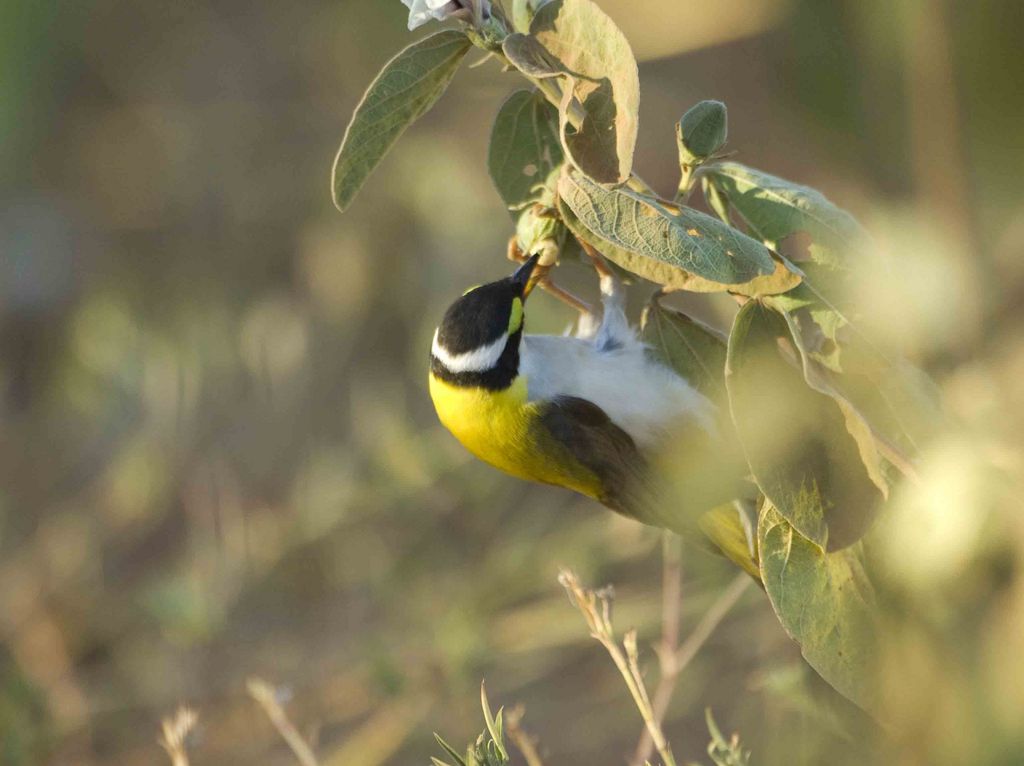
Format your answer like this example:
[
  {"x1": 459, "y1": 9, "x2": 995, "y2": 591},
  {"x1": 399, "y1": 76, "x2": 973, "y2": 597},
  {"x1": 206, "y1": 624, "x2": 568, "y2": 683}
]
[
  {"x1": 462, "y1": 284, "x2": 481, "y2": 296},
  {"x1": 508, "y1": 297, "x2": 523, "y2": 333}
]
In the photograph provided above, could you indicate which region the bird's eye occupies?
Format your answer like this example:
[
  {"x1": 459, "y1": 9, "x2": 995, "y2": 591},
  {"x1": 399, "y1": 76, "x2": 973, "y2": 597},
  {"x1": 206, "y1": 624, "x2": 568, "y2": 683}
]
[{"x1": 508, "y1": 297, "x2": 523, "y2": 333}]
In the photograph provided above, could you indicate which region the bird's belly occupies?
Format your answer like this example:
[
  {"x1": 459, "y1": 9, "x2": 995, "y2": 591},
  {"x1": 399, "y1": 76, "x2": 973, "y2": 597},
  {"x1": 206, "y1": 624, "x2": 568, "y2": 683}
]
[
  {"x1": 521, "y1": 335, "x2": 714, "y2": 447},
  {"x1": 428, "y1": 373, "x2": 601, "y2": 498}
]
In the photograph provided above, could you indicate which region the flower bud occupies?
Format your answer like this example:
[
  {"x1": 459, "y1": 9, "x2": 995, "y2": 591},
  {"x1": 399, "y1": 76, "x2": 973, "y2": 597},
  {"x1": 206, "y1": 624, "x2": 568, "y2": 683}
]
[
  {"x1": 516, "y1": 205, "x2": 564, "y2": 262},
  {"x1": 676, "y1": 100, "x2": 728, "y2": 166}
]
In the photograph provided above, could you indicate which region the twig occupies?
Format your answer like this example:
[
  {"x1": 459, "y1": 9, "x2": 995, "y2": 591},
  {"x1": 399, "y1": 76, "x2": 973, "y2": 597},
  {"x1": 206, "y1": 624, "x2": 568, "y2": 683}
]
[
  {"x1": 659, "y1": 534, "x2": 683, "y2": 659},
  {"x1": 674, "y1": 574, "x2": 750, "y2": 671},
  {"x1": 631, "y1": 572, "x2": 750, "y2": 766},
  {"x1": 247, "y1": 677, "x2": 320, "y2": 766},
  {"x1": 158, "y1": 706, "x2": 198, "y2": 766},
  {"x1": 558, "y1": 569, "x2": 678, "y2": 766},
  {"x1": 506, "y1": 705, "x2": 545, "y2": 766},
  {"x1": 575, "y1": 237, "x2": 614, "y2": 280},
  {"x1": 629, "y1": 535, "x2": 681, "y2": 766}
]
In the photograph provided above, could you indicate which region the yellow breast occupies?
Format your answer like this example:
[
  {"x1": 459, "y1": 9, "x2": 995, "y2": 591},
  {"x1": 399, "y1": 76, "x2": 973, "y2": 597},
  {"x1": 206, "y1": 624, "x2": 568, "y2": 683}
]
[{"x1": 428, "y1": 372, "x2": 601, "y2": 499}]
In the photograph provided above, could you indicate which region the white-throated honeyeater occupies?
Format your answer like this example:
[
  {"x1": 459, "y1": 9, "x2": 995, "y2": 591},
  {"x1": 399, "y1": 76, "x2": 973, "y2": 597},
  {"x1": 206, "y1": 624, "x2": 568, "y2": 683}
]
[{"x1": 428, "y1": 254, "x2": 759, "y2": 578}]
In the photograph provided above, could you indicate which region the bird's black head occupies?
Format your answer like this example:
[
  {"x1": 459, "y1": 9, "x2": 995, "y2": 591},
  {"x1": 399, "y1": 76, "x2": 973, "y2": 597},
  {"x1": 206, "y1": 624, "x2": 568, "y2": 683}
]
[{"x1": 430, "y1": 254, "x2": 539, "y2": 390}]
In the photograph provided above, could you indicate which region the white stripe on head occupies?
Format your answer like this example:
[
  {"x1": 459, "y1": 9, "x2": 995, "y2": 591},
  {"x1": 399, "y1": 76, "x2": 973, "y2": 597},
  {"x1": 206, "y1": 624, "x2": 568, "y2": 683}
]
[{"x1": 431, "y1": 329, "x2": 508, "y2": 373}]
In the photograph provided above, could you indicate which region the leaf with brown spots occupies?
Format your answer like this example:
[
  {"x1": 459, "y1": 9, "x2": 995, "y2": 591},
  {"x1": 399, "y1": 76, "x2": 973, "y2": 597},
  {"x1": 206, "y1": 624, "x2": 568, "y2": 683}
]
[
  {"x1": 558, "y1": 170, "x2": 775, "y2": 285},
  {"x1": 488, "y1": 89, "x2": 564, "y2": 217}
]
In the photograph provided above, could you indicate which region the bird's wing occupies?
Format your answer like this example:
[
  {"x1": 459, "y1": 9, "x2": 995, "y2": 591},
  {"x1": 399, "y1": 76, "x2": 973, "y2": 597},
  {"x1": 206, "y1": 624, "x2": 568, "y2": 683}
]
[
  {"x1": 530, "y1": 395, "x2": 661, "y2": 522},
  {"x1": 532, "y1": 395, "x2": 762, "y2": 580}
]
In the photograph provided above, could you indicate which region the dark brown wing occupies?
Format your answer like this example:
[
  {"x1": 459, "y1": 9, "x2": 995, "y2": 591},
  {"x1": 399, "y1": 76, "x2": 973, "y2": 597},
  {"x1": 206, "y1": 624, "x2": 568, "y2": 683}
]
[
  {"x1": 534, "y1": 396, "x2": 761, "y2": 578},
  {"x1": 531, "y1": 395, "x2": 660, "y2": 522}
]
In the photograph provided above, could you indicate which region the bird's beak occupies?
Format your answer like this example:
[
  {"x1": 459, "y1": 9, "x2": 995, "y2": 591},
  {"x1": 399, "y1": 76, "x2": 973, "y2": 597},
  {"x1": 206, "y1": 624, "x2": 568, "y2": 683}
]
[{"x1": 511, "y1": 253, "x2": 541, "y2": 297}]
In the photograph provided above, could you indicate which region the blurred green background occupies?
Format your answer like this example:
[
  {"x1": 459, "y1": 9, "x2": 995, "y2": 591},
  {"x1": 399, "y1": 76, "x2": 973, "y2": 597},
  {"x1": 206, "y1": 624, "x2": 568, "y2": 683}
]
[{"x1": 2, "y1": 1, "x2": 1023, "y2": 763}]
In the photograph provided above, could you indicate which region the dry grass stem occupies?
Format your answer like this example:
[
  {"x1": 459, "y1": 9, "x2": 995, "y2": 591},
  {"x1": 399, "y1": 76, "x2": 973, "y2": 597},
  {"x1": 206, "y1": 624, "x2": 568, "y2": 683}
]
[
  {"x1": 247, "y1": 677, "x2": 320, "y2": 766},
  {"x1": 558, "y1": 569, "x2": 678, "y2": 766},
  {"x1": 506, "y1": 705, "x2": 545, "y2": 766},
  {"x1": 674, "y1": 574, "x2": 750, "y2": 670},
  {"x1": 158, "y1": 706, "x2": 198, "y2": 766},
  {"x1": 631, "y1": 563, "x2": 750, "y2": 766},
  {"x1": 630, "y1": 535, "x2": 682, "y2": 766}
]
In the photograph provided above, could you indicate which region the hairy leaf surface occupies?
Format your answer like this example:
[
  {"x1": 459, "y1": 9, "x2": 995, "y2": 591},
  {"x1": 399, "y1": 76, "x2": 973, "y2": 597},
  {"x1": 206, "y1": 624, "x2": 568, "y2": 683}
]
[
  {"x1": 726, "y1": 302, "x2": 886, "y2": 550},
  {"x1": 758, "y1": 502, "x2": 878, "y2": 712},
  {"x1": 558, "y1": 196, "x2": 796, "y2": 295},
  {"x1": 529, "y1": 0, "x2": 639, "y2": 184},
  {"x1": 332, "y1": 30, "x2": 471, "y2": 212},
  {"x1": 641, "y1": 300, "x2": 727, "y2": 402},
  {"x1": 709, "y1": 162, "x2": 869, "y2": 253},
  {"x1": 558, "y1": 172, "x2": 775, "y2": 285},
  {"x1": 488, "y1": 90, "x2": 563, "y2": 216}
]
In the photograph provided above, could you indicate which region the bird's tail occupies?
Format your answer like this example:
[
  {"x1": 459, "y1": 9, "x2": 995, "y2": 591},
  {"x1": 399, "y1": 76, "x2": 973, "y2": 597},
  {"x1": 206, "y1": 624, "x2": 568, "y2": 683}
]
[{"x1": 698, "y1": 502, "x2": 762, "y2": 582}]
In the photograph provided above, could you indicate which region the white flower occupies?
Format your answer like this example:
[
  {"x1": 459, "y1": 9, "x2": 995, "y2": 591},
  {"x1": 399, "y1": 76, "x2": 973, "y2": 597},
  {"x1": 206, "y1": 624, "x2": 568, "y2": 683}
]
[
  {"x1": 401, "y1": 0, "x2": 490, "y2": 31},
  {"x1": 402, "y1": 0, "x2": 457, "y2": 30}
]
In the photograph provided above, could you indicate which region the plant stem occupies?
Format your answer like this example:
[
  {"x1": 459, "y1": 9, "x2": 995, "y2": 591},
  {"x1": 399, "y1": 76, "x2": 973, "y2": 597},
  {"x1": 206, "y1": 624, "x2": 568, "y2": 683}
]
[
  {"x1": 247, "y1": 678, "x2": 320, "y2": 766},
  {"x1": 506, "y1": 706, "x2": 546, "y2": 766},
  {"x1": 673, "y1": 574, "x2": 750, "y2": 671},
  {"x1": 630, "y1": 572, "x2": 751, "y2": 766},
  {"x1": 158, "y1": 706, "x2": 198, "y2": 766},
  {"x1": 627, "y1": 535, "x2": 682, "y2": 766},
  {"x1": 558, "y1": 569, "x2": 678, "y2": 766},
  {"x1": 675, "y1": 164, "x2": 695, "y2": 202},
  {"x1": 507, "y1": 236, "x2": 594, "y2": 316},
  {"x1": 576, "y1": 237, "x2": 614, "y2": 280}
]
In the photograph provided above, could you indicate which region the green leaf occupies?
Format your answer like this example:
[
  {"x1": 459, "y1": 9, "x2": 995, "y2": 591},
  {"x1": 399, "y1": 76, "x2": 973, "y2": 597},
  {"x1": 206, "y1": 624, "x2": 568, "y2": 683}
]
[
  {"x1": 766, "y1": 298, "x2": 896, "y2": 496},
  {"x1": 708, "y1": 162, "x2": 869, "y2": 253},
  {"x1": 677, "y1": 100, "x2": 728, "y2": 165},
  {"x1": 763, "y1": 283, "x2": 928, "y2": 538},
  {"x1": 529, "y1": 0, "x2": 640, "y2": 184},
  {"x1": 770, "y1": 266, "x2": 941, "y2": 458},
  {"x1": 705, "y1": 707, "x2": 751, "y2": 766},
  {"x1": 332, "y1": 30, "x2": 471, "y2": 212},
  {"x1": 480, "y1": 683, "x2": 508, "y2": 760},
  {"x1": 825, "y1": 336, "x2": 944, "y2": 459},
  {"x1": 702, "y1": 175, "x2": 733, "y2": 224},
  {"x1": 758, "y1": 501, "x2": 879, "y2": 713},
  {"x1": 434, "y1": 733, "x2": 467, "y2": 766},
  {"x1": 725, "y1": 301, "x2": 886, "y2": 550},
  {"x1": 558, "y1": 171, "x2": 775, "y2": 285},
  {"x1": 558, "y1": 192, "x2": 796, "y2": 296},
  {"x1": 487, "y1": 90, "x2": 563, "y2": 216},
  {"x1": 640, "y1": 299, "x2": 727, "y2": 402},
  {"x1": 768, "y1": 280, "x2": 846, "y2": 370}
]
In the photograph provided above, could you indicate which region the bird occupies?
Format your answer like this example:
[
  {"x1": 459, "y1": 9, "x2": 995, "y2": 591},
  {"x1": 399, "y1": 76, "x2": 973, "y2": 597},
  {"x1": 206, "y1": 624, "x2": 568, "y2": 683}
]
[{"x1": 428, "y1": 253, "x2": 759, "y2": 578}]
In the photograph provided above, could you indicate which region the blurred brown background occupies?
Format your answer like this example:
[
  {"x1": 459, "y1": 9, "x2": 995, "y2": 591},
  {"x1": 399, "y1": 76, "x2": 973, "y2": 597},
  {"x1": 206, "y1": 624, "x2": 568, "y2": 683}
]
[{"x1": 2, "y1": 1, "x2": 1023, "y2": 763}]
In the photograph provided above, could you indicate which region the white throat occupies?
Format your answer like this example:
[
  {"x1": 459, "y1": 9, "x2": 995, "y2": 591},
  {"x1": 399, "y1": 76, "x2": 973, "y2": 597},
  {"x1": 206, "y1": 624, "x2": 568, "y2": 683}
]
[{"x1": 431, "y1": 329, "x2": 508, "y2": 374}]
